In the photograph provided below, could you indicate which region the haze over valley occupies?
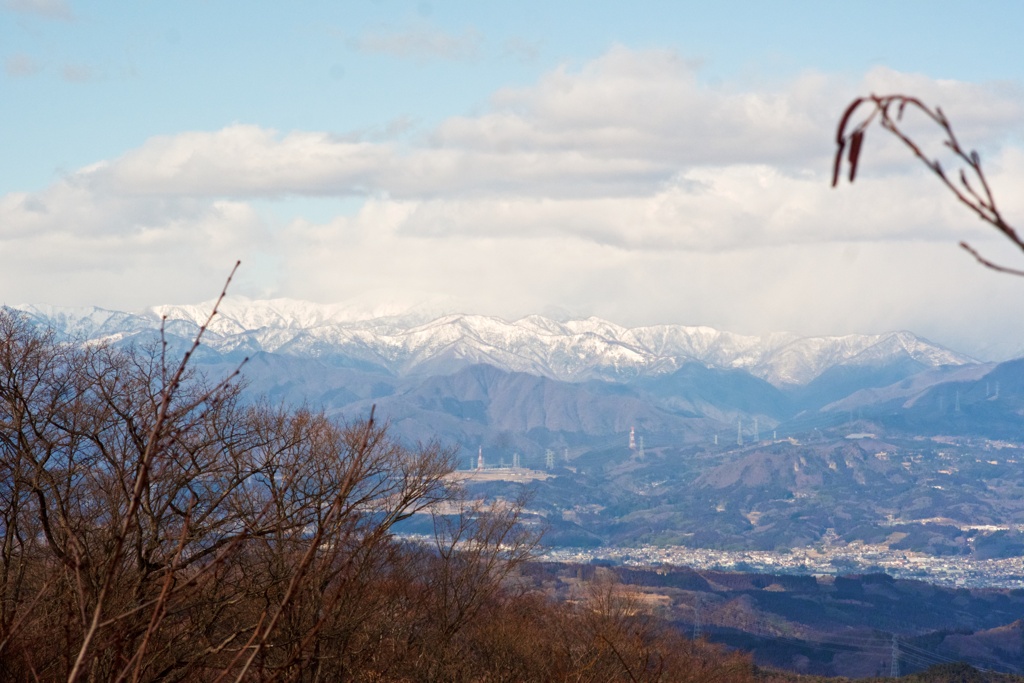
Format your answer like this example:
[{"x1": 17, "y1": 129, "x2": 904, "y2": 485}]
[{"x1": 13, "y1": 298, "x2": 1024, "y2": 572}]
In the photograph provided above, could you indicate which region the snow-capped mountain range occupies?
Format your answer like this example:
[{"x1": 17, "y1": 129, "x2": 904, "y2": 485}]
[{"x1": 9, "y1": 297, "x2": 974, "y2": 386}]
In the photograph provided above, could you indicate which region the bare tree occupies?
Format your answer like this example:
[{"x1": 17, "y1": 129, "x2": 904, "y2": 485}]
[
  {"x1": 0, "y1": 284, "x2": 554, "y2": 682},
  {"x1": 0, "y1": 291, "x2": 469, "y2": 681},
  {"x1": 832, "y1": 94, "x2": 1024, "y2": 275}
]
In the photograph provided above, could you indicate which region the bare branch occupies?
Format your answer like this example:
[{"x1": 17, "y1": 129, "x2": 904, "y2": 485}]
[
  {"x1": 833, "y1": 94, "x2": 1024, "y2": 275},
  {"x1": 68, "y1": 263, "x2": 244, "y2": 683},
  {"x1": 959, "y1": 241, "x2": 1024, "y2": 277}
]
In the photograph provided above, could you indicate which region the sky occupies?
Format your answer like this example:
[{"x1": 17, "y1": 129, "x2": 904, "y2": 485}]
[{"x1": 3, "y1": 1, "x2": 1024, "y2": 360}]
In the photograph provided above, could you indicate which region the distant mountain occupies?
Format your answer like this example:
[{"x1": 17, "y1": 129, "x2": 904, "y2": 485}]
[
  {"x1": 9, "y1": 297, "x2": 1006, "y2": 464},
  {"x1": 8, "y1": 298, "x2": 1024, "y2": 571},
  {"x1": 8, "y1": 297, "x2": 974, "y2": 387}
]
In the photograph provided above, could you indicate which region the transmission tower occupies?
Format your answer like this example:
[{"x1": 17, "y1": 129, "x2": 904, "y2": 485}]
[
  {"x1": 890, "y1": 635, "x2": 900, "y2": 678},
  {"x1": 693, "y1": 595, "x2": 703, "y2": 639},
  {"x1": 737, "y1": 419, "x2": 743, "y2": 446}
]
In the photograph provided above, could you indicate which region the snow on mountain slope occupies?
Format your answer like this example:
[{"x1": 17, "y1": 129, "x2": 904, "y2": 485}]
[{"x1": 6, "y1": 298, "x2": 976, "y2": 386}]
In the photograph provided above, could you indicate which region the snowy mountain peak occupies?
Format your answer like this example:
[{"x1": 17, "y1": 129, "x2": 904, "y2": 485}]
[{"x1": 6, "y1": 298, "x2": 977, "y2": 386}]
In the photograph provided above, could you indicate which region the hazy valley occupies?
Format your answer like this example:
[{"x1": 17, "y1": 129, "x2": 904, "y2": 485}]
[{"x1": 15, "y1": 298, "x2": 1024, "y2": 559}]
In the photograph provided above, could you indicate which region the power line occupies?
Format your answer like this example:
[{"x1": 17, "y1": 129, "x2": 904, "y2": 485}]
[{"x1": 695, "y1": 627, "x2": 1019, "y2": 676}]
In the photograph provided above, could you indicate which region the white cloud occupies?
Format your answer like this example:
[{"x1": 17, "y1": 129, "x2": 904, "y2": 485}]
[
  {"x1": 434, "y1": 47, "x2": 834, "y2": 167},
  {"x1": 0, "y1": 179, "x2": 269, "y2": 306},
  {"x1": 381, "y1": 164, "x2": 1003, "y2": 251},
  {"x1": 276, "y1": 202, "x2": 1024, "y2": 359},
  {"x1": 75, "y1": 126, "x2": 396, "y2": 197},
  {"x1": 62, "y1": 49, "x2": 1024, "y2": 208}
]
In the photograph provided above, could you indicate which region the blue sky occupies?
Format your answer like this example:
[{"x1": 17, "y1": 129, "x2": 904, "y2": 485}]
[{"x1": 3, "y1": 0, "x2": 1024, "y2": 358}]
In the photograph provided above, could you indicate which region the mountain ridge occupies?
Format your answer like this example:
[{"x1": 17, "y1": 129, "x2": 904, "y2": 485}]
[{"x1": 8, "y1": 297, "x2": 976, "y2": 387}]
